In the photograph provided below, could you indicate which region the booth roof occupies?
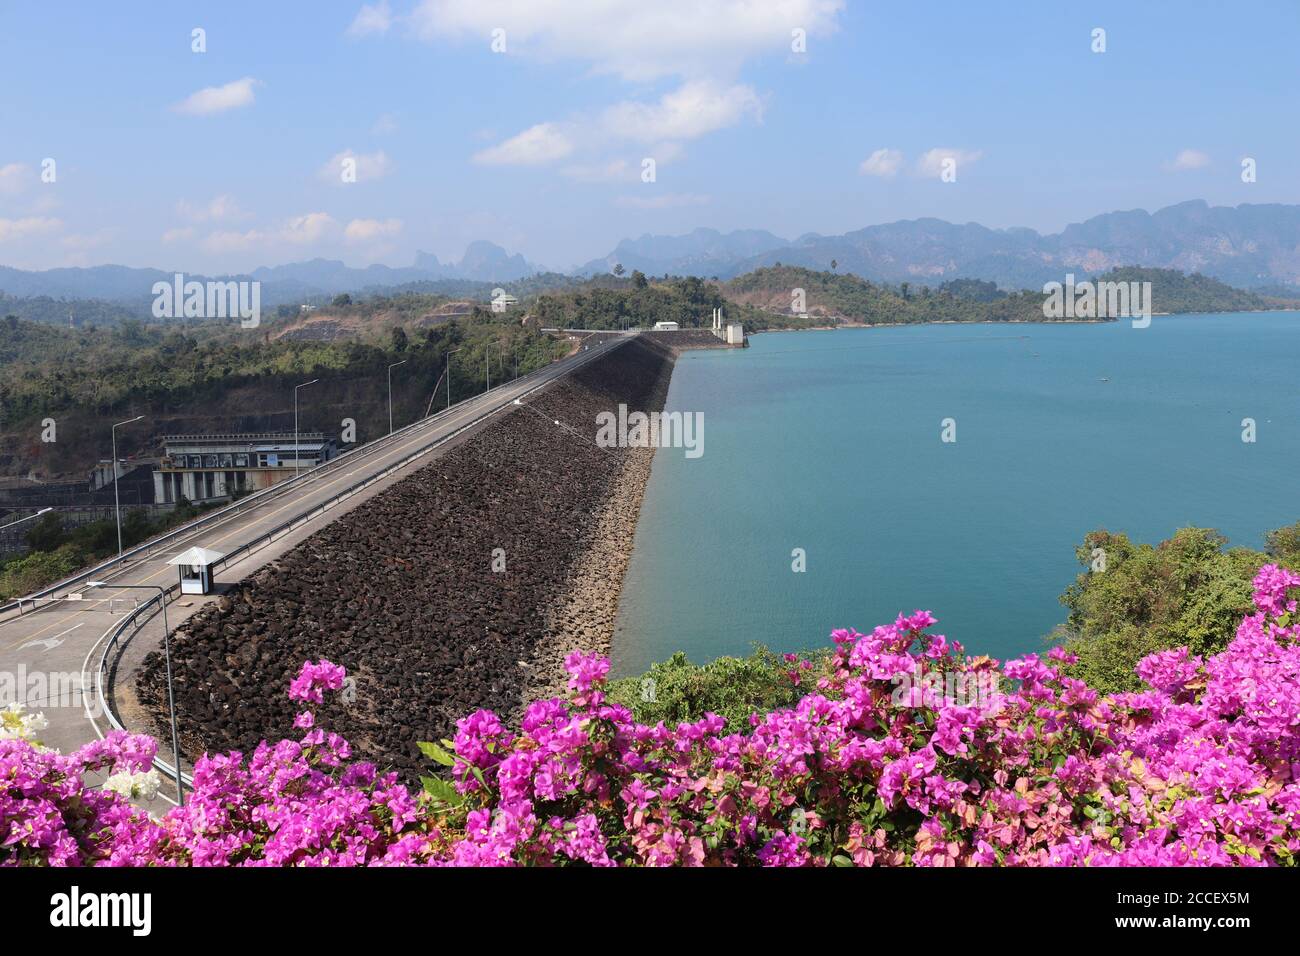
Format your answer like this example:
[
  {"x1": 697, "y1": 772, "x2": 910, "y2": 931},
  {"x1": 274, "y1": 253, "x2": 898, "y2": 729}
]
[{"x1": 166, "y1": 546, "x2": 225, "y2": 567}]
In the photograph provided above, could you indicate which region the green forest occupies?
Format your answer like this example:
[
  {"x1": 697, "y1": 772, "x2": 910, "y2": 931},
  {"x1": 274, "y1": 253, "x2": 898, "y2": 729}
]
[
  {"x1": 723, "y1": 265, "x2": 1287, "y2": 328},
  {"x1": 0, "y1": 309, "x2": 568, "y2": 478}
]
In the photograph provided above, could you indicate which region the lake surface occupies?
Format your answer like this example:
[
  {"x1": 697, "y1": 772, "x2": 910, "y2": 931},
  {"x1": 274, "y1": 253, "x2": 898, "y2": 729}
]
[{"x1": 611, "y1": 313, "x2": 1300, "y2": 676}]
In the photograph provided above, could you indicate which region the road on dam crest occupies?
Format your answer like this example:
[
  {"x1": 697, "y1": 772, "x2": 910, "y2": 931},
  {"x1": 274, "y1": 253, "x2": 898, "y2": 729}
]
[{"x1": 0, "y1": 335, "x2": 631, "y2": 803}]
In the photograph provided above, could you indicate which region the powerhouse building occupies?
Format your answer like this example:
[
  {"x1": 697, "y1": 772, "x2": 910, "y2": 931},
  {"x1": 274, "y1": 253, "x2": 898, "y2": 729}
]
[{"x1": 153, "y1": 431, "x2": 337, "y2": 505}]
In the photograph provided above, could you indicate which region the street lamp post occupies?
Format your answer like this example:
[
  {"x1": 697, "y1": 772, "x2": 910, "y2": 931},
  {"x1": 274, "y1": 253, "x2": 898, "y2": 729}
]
[
  {"x1": 294, "y1": 379, "x2": 319, "y2": 479},
  {"x1": 387, "y1": 360, "x2": 408, "y2": 435},
  {"x1": 87, "y1": 581, "x2": 183, "y2": 805},
  {"x1": 487, "y1": 342, "x2": 502, "y2": 391},
  {"x1": 0, "y1": 506, "x2": 52, "y2": 533},
  {"x1": 446, "y1": 348, "x2": 463, "y2": 411},
  {"x1": 111, "y1": 416, "x2": 144, "y2": 557}
]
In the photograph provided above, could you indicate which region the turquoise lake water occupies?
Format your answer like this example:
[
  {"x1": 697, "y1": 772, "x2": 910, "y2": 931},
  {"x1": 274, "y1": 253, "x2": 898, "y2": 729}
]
[{"x1": 611, "y1": 313, "x2": 1300, "y2": 676}]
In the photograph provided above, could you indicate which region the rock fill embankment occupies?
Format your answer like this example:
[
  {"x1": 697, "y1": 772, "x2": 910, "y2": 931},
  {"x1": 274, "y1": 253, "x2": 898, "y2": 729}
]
[
  {"x1": 136, "y1": 336, "x2": 674, "y2": 779},
  {"x1": 643, "y1": 329, "x2": 744, "y2": 352}
]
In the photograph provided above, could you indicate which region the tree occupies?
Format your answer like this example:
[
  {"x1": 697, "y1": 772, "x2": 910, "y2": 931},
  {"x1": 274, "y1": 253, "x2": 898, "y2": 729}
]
[
  {"x1": 631, "y1": 270, "x2": 648, "y2": 290},
  {"x1": 830, "y1": 259, "x2": 838, "y2": 271},
  {"x1": 24, "y1": 511, "x2": 67, "y2": 553},
  {"x1": 612, "y1": 264, "x2": 625, "y2": 277},
  {"x1": 332, "y1": 293, "x2": 352, "y2": 308},
  {"x1": 390, "y1": 327, "x2": 409, "y2": 353},
  {"x1": 1265, "y1": 521, "x2": 1300, "y2": 563},
  {"x1": 1055, "y1": 525, "x2": 1296, "y2": 693}
]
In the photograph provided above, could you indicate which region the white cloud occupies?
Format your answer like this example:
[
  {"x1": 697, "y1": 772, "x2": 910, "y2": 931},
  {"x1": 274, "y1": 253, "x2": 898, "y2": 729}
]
[
  {"x1": 562, "y1": 159, "x2": 634, "y2": 183},
  {"x1": 614, "y1": 193, "x2": 710, "y2": 209},
  {"x1": 409, "y1": 4, "x2": 839, "y2": 176},
  {"x1": 27, "y1": 192, "x2": 60, "y2": 214},
  {"x1": 0, "y1": 216, "x2": 62, "y2": 242},
  {"x1": 1169, "y1": 149, "x2": 1210, "y2": 171},
  {"x1": 282, "y1": 212, "x2": 339, "y2": 243},
  {"x1": 372, "y1": 112, "x2": 399, "y2": 134},
  {"x1": 916, "y1": 147, "x2": 982, "y2": 178},
  {"x1": 648, "y1": 141, "x2": 686, "y2": 164},
  {"x1": 473, "y1": 123, "x2": 574, "y2": 166},
  {"x1": 345, "y1": 217, "x2": 403, "y2": 241},
  {"x1": 602, "y1": 80, "x2": 762, "y2": 143},
  {"x1": 177, "y1": 194, "x2": 248, "y2": 222},
  {"x1": 319, "y1": 149, "x2": 393, "y2": 183},
  {"x1": 0, "y1": 162, "x2": 32, "y2": 195},
  {"x1": 348, "y1": 1, "x2": 393, "y2": 37},
  {"x1": 200, "y1": 212, "x2": 339, "y2": 252},
  {"x1": 172, "y1": 77, "x2": 260, "y2": 115},
  {"x1": 859, "y1": 148, "x2": 903, "y2": 177},
  {"x1": 162, "y1": 226, "x2": 197, "y2": 243},
  {"x1": 410, "y1": 0, "x2": 845, "y2": 82},
  {"x1": 201, "y1": 229, "x2": 266, "y2": 253}
]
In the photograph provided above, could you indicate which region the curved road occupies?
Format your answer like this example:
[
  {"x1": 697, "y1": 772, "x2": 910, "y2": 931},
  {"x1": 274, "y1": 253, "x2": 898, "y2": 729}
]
[{"x1": 0, "y1": 335, "x2": 629, "y2": 779}]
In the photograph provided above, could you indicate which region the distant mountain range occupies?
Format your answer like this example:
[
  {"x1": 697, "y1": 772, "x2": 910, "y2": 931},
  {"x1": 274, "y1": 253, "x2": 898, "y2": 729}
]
[
  {"x1": 577, "y1": 228, "x2": 792, "y2": 279},
  {"x1": 4, "y1": 201, "x2": 1300, "y2": 313},
  {"x1": 0, "y1": 241, "x2": 539, "y2": 313},
  {"x1": 583, "y1": 201, "x2": 1300, "y2": 290}
]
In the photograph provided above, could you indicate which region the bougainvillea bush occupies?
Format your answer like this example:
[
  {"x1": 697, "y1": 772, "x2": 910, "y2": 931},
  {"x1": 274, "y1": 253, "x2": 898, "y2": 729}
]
[{"x1": 3, "y1": 565, "x2": 1299, "y2": 867}]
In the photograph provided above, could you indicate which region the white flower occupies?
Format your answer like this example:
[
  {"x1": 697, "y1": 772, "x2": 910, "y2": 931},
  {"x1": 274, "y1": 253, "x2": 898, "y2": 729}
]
[
  {"x1": 104, "y1": 769, "x2": 163, "y2": 801},
  {"x1": 0, "y1": 701, "x2": 48, "y2": 742}
]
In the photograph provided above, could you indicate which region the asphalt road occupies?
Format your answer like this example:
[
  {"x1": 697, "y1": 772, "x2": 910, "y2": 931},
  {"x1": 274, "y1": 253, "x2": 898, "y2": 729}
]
[{"x1": 0, "y1": 335, "x2": 628, "y2": 798}]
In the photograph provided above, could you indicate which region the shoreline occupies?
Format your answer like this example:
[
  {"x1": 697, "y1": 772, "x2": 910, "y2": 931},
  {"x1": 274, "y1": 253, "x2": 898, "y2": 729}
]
[
  {"x1": 748, "y1": 306, "x2": 1300, "y2": 335},
  {"x1": 525, "y1": 339, "x2": 688, "y2": 700},
  {"x1": 523, "y1": 441, "x2": 658, "y2": 703}
]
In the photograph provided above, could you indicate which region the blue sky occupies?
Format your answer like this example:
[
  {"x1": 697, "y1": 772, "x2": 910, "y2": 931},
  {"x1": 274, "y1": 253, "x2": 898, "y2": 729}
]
[{"x1": 1, "y1": 0, "x2": 1297, "y2": 273}]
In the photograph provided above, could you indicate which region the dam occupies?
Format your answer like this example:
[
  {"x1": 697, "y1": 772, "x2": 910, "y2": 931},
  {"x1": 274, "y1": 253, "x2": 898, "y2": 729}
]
[{"x1": 129, "y1": 334, "x2": 685, "y2": 780}]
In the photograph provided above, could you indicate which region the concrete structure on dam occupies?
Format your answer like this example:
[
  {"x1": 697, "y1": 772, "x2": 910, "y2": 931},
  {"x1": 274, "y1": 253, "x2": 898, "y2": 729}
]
[
  {"x1": 709, "y1": 306, "x2": 745, "y2": 345},
  {"x1": 154, "y1": 432, "x2": 338, "y2": 505}
]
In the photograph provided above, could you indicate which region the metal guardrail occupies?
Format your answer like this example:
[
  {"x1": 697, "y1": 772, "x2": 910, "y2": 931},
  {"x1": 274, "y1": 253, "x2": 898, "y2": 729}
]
[
  {"x1": 91, "y1": 335, "x2": 633, "y2": 787},
  {"x1": 1, "y1": 338, "x2": 627, "y2": 621}
]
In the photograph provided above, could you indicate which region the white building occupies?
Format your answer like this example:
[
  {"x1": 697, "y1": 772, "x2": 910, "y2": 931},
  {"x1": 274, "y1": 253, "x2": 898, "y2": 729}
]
[
  {"x1": 653, "y1": 321, "x2": 679, "y2": 331},
  {"x1": 490, "y1": 288, "x2": 519, "y2": 313},
  {"x1": 153, "y1": 432, "x2": 337, "y2": 504}
]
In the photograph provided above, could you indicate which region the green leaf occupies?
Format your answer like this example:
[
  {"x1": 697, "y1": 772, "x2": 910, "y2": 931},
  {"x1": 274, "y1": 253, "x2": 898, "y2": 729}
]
[
  {"x1": 417, "y1": 741, "x2": 456, "y2": 766},
  {"x1": 420, "y1": 776, "x2": 463, "y2": 804},
  {"x1": 831, "y1": 854, "x2": 855, "y2": 867}
]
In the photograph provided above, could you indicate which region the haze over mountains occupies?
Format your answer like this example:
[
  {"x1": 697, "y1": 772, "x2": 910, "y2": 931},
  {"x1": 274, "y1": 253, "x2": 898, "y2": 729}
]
[
  {"x1": 4, "y1": 201, "x2": 1300, "y2": 309},
  {"x1": 0, "y1": 240, "x2": 538, "y2": 309},
  {"x1": 587, "y1": 201, "x2": 1300, "y2": 290}
]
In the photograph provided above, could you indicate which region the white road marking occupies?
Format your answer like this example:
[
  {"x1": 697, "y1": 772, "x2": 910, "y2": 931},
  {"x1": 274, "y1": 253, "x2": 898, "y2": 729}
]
[{"x1": 18, "y1": 622, "x2": 82, "y2": 652}]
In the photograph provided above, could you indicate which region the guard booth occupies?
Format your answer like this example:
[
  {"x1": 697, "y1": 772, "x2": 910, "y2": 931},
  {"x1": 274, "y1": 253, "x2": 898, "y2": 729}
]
[{"x1": 167, "y1": 546, "x2": 225, "y2": 595}]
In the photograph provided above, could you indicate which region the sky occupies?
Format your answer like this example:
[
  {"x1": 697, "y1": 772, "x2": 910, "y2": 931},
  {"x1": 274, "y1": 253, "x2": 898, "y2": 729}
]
[{"x1": 1, "y1": 0, "x2": 1298, "y2": 274}]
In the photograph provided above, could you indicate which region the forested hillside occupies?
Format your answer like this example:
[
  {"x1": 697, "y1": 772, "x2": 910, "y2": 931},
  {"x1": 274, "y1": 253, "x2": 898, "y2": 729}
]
[
  {"x1": 0, "y1": 310, "x2": 566, "y2": 478},
  {"x1": 724, "y1": 265, "x2": 1288, "y2": 327}
]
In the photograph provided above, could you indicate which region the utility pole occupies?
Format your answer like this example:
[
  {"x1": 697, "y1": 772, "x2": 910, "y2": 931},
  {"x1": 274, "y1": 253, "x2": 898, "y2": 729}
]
[
  {"x1": 387, "y1": 359, "x2": 408, "y2": 435},
  {"x1": 294, "y1": 379, "x2": 318, "y2": 478},
  {"x1": 111, "y1": 415, "x2": 144, "y2": 557},
  {"x1": 447, "y1": 348, "x2": 462, "y2": 410},
  {"x1": 86, "y1": 582, "x2": 183, "y2": 804}
]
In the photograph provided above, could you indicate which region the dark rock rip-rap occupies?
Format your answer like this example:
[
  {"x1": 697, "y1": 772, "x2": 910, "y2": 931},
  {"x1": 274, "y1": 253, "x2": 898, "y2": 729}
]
[{"x1": 134, "y1": 337, "x2": 675, "y2": 781}]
